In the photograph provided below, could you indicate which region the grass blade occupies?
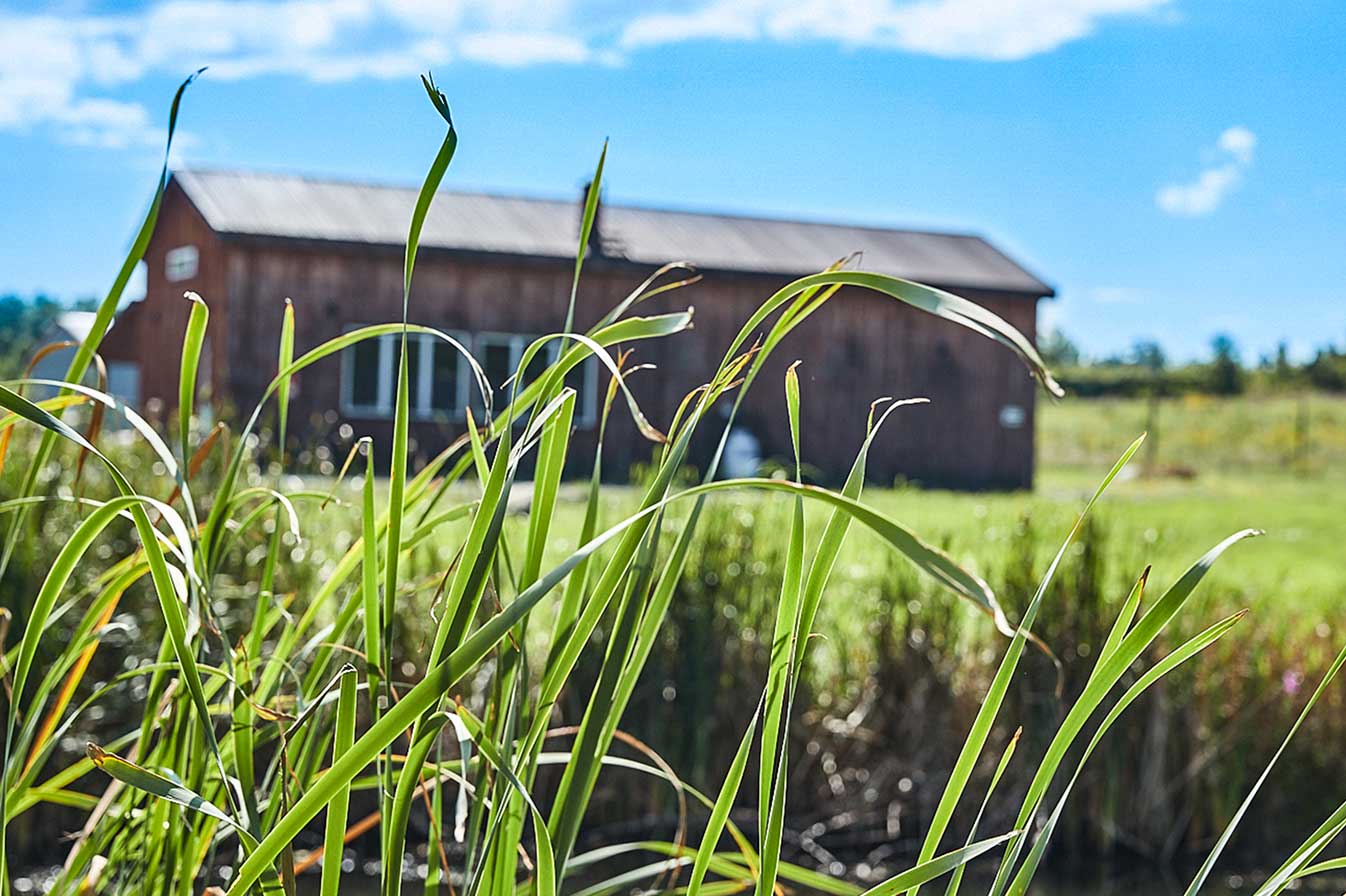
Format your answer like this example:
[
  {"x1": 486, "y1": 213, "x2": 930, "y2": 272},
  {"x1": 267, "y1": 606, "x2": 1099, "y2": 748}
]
[
  {"x1": 1003, "y1": 611, "x2": 1247, "y2": 895},
  {"x1": 687, "y1": 704, "x2": 761, "y2": 896},
  {"x1": 863, "y1": 832, "x2": 1021, "y2": 896},
  {"x1": 177, "y1": 292, "x2": 209, "y2": 466},
  {"x1": 944, "y1": 727, "x2": 1021, "y2": 896},
  {"x1": 908, "y1": 434, "x2": 1145, "y2": 895},
  {"x1": 567, "y1": 140, "x2": 606, "y2": 334},
  {"x1": 1183, "y1": 639, "x2": 1346, "y2": 896},
  {"x1": 86, "y1": 744, "x2": 244, "y2": 840},
  {"x1": 320, "y1": 667, "x2": 358, "y2": 896}
]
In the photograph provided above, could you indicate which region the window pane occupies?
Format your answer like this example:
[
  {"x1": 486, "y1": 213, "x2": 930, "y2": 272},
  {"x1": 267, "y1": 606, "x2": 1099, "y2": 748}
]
[
  {"x1": 165, "y1": 245, "x2": 198, "y2": 282},
  {"x1": 350, "y1": 338, "x2": 381, "y2": 408},
  {"x1": 484, "y1": 339, "x2": 514, "y2": 401},
  {"x1": 469, "y1": 338, "x2": 512, "y2": 415},
  {"x1": 430, "y1": 342, "x2": 459, "y2": 413},
  {"x1": 521, "y1": 340, "x2": 551, "y2": 389}
]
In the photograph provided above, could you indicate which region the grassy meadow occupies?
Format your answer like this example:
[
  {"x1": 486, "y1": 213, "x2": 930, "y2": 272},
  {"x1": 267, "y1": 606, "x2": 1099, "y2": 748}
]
[
  {"x1": 262, "y1": 392, "x2": 1346, "y2": 870},
  {"x1": 4, "y1": 75, "x2": 1346, "y2": 896},
  {"x1": 448, "y1": 391, "x2": 1346, "y2": 647}
]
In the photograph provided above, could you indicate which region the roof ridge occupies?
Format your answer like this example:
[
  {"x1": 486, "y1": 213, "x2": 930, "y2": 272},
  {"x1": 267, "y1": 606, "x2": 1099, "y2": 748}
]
[
  {"x1": 175, "y1": 167, "x2": 577, "y2": 207},
  {"x1": 173, "y1": 167, "x2": 984, "y2": 241}
]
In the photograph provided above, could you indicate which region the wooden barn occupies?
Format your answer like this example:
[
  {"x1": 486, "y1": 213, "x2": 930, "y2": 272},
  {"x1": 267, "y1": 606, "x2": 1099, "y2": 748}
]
[{"x1": 101, "y1": 169, "x2": 1054, "y2": 489}]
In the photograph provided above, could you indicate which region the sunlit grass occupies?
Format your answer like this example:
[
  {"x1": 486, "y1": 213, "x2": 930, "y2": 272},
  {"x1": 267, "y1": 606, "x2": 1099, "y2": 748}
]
[{"x1": 1, "y1": 73, "x2": 1344, "y2": 896}]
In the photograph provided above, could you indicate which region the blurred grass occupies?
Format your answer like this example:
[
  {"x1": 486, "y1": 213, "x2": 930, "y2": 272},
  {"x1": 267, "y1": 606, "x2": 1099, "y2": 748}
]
[
  {"x1": 276, "y1": 393, "x2": 1344, "y2": 867},
  {"x1": 1038, "y1": 391, "x2": 1346, "y2": 476},
  {"x1": 7, "y1": 350, "x2": 1341, "y2": 877},
  {"x1": 315, "y1": 392, "x2": 1346, "y2": 652}
]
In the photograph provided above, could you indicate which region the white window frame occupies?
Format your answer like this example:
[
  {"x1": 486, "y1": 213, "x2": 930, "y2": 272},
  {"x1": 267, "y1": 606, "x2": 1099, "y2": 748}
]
[
  {"x1": 165, "y1": 245, "x2": 199, "y2": 282},
  {"x1": 415, "y1": 331, "x2": 472, "y2": 421},
  {"x1": 475, "y1": 332, "x2": 587, "y2": 420},
  {"x1": 569, "y1": 355, "x2": 599, "y2": 429},
  {"x1": 340, "y1": 329, "x2": 596, "y2": 429},
  {"x1": 341, "y1": 331, "x2": 395, "y2": 418}
]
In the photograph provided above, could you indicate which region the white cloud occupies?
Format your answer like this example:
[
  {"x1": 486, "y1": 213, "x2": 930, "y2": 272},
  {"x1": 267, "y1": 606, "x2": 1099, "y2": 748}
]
[
  {"x1": 1155, "y1": 164, "x2": 1241, "y2": 217},
  {"x1": 1156, "y1": 125, "x2": 1257, "y2": 217},
  {"x1": 458, "y1": 31, "x2": 593, "y2": 66},
  {"x1": 621, "y1": 0, "x2": 768, "y2": 49},
  {"x1": 1218, "y1": 124, "x2": 1256, "y2": 164},
  {"x1": 0, "y1": 14, "x2": 156, "y2": 148},
  {"x1": 621, "y1": 0, "x2": 1173, "y2": 60},
  {"x1": 0, "y1": 0, "x2": 1174, "y2": 147}
]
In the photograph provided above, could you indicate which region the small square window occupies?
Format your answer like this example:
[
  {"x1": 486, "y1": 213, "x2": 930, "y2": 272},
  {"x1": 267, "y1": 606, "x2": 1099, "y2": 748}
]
[{"x1": 165, "y1": 245, "x2": 199, "y2": 282}]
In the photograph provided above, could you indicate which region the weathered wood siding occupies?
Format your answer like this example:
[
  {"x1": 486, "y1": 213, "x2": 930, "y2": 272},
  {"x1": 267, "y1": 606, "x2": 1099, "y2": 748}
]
[
  {"x1": 101, "y1": 181, "x2": 231, "y2": 420},
  {"x1": 123, "y1": 186, "x2": 1041, "y2": 489}
]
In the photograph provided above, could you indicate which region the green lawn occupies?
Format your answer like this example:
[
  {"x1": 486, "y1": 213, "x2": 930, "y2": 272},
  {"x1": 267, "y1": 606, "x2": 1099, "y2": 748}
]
[
  {"x1": 365, "y1": 392, "x2": 1346, "y2": 646},
  {"x1": 1038, "y1": 390, "x2": 1346, "y2": 476},
  {"x1": 1034, "y1": 392, "x2": 1346, "y2": 630},
  {"x1": 865, "y1": 469, "x2": 1344, "y2": 627},
  {"x1": 303, "y1": 391, "x2": 1346, "y2": 710}
]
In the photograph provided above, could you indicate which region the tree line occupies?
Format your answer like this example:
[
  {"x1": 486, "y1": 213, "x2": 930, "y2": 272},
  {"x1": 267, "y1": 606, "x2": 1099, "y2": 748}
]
[
  {"x1": 1039, "y1": 327, "x2": 1346, "y2": 397},
  {"x1": 0, "y1": 293, "x2": 97, "y2": 379}
]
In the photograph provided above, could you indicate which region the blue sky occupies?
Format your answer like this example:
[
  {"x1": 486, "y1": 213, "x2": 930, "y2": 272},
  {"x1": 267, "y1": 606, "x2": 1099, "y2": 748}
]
[{"x1": 3, "y1": 0, "x2": 1344, "y2": 362}]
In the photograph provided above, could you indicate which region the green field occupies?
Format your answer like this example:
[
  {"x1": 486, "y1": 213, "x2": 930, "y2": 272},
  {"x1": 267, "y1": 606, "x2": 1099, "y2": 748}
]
[
  {"x1": 9, "y1": 369, "x2": 1344, "y2": 882},
  {"x1": 1036, "y1": 393, "x2": 1346, "y2": 629},
  {"x1": 524, "y1": 393, "x2": 1346, "y2": 636},
  {"x1": 362, "y1": 392, "x2": 1346, "y2": 663},
  {"x1": 874, "y1": 469, "x2": 1345, "y2": 630},
  {"x1": 1038, "y1": 391, "x2": 1346, "y2": 476}
]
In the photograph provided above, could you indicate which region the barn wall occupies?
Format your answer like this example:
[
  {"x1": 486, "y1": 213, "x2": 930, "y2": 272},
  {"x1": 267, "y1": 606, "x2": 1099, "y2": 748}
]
[
  {"x1": 211, "y1": 238, "x2": 1042, "y2": 489},
  {"x1": 639, "y1": 275, "x2": 1042, "y2": 490},
  {"x1": 101, "y1": 181, "x2": 230, "y2": 424}
]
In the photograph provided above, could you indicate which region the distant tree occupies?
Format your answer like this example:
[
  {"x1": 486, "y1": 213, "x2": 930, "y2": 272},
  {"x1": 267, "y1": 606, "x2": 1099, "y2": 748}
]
[
  {"x1": 1208, "y1": 332, "x2": 1245, "y2": 395},
  {"x1": 0, "y1": 294, "x2": 100, "y2": 379},
  {"x1": 1262, "y1": 341, "x2": 1301, "y2": 388},
  {"x1": 1130, "y1": 339, "x2": 1167, "y2": 372},
  {"x1": 1038, "y1": 327, "x2": 1081, "y2": 367},
  {"x1": 0, "y1": 294, "x2": 61, "y2": 377},
  {"x1": 1306, "y1": 342, "x2": 1346, "y2": 392}
]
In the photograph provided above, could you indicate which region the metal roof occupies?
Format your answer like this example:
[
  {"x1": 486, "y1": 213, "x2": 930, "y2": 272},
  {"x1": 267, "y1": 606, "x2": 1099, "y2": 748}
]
[
  {"x1": 53, "y1": 311, "x2": 99, "y2": 344},
  {"x1": 173, "y1": 169, "x2": 1052, "y2": 296}
]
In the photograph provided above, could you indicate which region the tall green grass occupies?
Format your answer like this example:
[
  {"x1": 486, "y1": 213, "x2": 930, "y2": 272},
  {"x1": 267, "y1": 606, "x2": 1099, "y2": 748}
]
[{"x1": 2, "y1": 75, "x2": 1344, "y2": 896}]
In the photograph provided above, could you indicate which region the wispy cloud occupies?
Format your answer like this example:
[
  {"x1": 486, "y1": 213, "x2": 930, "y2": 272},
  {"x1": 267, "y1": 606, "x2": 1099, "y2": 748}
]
[
  {"x1": 621, "y1": 0, "x2": 1173, "y2": 61},
  {"x1": 1156, "y1": 125, "x2": 1257, "y2": 217},
  {"x1": 458, "y1": 31, "x2": 595, "y2": 67},
  {"x1": 0, "y1": 0, "x2": 1174, "y2": 148}
]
